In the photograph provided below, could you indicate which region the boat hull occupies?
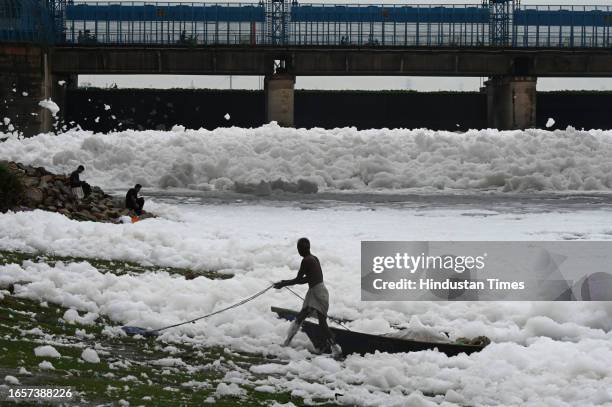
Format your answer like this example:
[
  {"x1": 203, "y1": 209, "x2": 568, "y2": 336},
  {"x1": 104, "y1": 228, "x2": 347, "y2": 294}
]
[{"x1": 272, "y1": 306, "x2": 485, "y2": 357}]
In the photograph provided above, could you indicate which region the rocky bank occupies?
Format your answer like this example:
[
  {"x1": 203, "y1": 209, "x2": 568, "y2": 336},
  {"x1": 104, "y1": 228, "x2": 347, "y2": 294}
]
[{"x1": 1, "y1": 161, "x2": 154, "y2": 223}]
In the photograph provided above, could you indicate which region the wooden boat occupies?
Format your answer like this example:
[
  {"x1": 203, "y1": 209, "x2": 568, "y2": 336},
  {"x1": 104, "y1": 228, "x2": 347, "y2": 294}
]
[{"x1": 271, "y1": 306, "x2": 487, "y2": 357}]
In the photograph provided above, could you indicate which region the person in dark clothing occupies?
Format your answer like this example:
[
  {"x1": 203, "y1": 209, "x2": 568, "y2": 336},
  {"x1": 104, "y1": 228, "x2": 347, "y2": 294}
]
[
  {"x1": 69, "y1": 165, "x2": 84, "y2": 188},
  {"x1": 274, "y1": 238, "x2": 342, "y2": 357},
  {"x1": 69, "y1": 165, "x2": 91, "y2": 198},
  {"x1": 125, "y1": 184, "x2": 145, "y2": 215}
]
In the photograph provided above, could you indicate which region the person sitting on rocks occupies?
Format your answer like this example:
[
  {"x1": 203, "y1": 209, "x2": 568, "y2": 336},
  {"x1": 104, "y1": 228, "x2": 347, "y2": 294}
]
[
  {"x1": 125, "y1": 184, "x2": 145, "y2": 216},
  {"x1": 69, "y1": 165, "x2": 91, "y2": 199}
]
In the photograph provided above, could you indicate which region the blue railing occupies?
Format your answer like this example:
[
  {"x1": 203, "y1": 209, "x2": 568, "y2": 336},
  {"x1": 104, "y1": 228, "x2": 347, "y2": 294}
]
[
  {"x1": 4, "y1": 1, "x2": 612, "y2": 48},
  {"x1": 66, "y1": 3, "x2": 266, "y2": 22},
  {"x1": 0, "y1": 0, "x2": 56, "y2": 43},
  {"x1": 64, "y1": 2, "x2": 267, "y2": 45}
]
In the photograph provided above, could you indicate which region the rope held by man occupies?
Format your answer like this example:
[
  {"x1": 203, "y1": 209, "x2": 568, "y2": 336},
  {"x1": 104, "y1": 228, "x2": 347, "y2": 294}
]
[{"x1": 152, "y1": 284, "x2": 275, "y2": 333}]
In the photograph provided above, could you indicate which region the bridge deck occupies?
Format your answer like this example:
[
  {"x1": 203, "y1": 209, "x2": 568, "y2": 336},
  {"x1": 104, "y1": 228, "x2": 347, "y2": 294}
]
[{"x1": 49, "y1": 45, "x2": 612, "y2": 77}]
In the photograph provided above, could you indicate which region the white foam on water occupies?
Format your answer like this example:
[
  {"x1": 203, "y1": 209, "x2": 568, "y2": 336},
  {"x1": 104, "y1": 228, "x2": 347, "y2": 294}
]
[{"x1": 1, "y1": 125, "x2": 612, "y2": 193}]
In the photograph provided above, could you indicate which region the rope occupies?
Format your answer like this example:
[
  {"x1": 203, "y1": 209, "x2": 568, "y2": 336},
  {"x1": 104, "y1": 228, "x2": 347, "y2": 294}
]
[
  {"x1": 284, "y1": 286, "x2": 305, "y2": 300},
  {"x1": 152, "y1": 284, "x2": 275, "y2": 333},
  {"x1": 147, "y1": 283, "x2": 351, "y2": 335},
  {"x1": 283, "y1": 286, "x2": 352, "y2": 331}
]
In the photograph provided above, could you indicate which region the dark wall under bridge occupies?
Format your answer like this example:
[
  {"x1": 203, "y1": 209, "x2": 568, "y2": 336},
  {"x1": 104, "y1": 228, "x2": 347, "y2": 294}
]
[{"x1": 64, "y1": 89, "x2": 612, "y2": 132}]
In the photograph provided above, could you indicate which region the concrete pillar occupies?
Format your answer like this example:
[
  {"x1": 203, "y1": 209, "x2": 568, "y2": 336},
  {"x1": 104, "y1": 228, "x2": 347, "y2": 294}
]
[
  {"x1": 52, "y1": 73, "x2": 77, "y2": 129},
  {"x1": 485, "y1": 76, "x2": 537, "y2": 130},
  {"x1": 0, "y1": 44, "x2": 54, "y2": 137},
  {"x1": 264, "y1": 73, "x2": 295, "y2": 127}
]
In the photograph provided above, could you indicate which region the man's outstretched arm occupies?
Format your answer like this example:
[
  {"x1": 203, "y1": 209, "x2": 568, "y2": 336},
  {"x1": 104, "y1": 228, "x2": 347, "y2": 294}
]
[{"x1": 274, "y1": 263, "x2": 308, "y2": 289}]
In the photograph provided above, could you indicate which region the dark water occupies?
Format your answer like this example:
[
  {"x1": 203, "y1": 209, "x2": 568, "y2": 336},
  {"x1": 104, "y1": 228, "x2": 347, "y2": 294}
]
[{"x1": 134, "y1": 189, "x2": 612, "y2": 214}]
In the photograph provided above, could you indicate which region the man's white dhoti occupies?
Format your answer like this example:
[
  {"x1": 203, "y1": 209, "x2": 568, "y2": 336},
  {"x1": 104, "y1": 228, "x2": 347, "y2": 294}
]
[
  {"x1": 302, "y1": 283, "x2": 329, "y2": 316},
  {"x1": 72, "y1": 186, "x2": 84, "y2": 199}
]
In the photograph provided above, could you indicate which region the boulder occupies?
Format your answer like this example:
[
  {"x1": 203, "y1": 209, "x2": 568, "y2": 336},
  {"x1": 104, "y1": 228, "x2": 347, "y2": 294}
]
[
  {"x1": 271, "y1": 179, "x2": 299, "y2": 193},
  {"x1": 39, "y1": 175, "x2": 54, "y2": 188},
  {"x1": 24, "y1": 188, "x2": 43, "y2": 204},
  {"x1": 24, "y1": 167, "x2": 38, "y2": 177},
  {"x1": 58, "y1": 183, "x2": 72, "y2": 196},
  {"x1": 35, "y1": 167, "x2": 50, "y2": 177},
  {"x1": 22, "y1": 177, "x2": 39, "y2": 188},
  {"x1": 297, "y1": 179, "x2": 319, "y2": 194}
]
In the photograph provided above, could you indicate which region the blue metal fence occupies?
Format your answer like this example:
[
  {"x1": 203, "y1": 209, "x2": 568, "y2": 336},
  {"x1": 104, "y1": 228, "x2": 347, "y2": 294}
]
[
  {"x1": 516, "y1": 7, "x2": 612, "y2": 27},
  {"x1": 515, "y1": 5, "x2": 612, "y2": 47},
  {"x1": 289, "y1": 3, "x2": 491, "y2": 46},
  {"x1": 60, "y1": 2, "x2": 496, "y2": 46},
  {"x1": 66, "y1": 3, "x2": 265, "y2": 22},
  {"x1": 291, "y1": 5, "x2": 489, "y2": 23},
  {"x1": 4, "y1": 1, "x2": 612, "y2": 48},
  {"x1": 0, "y1": 0, "x2": 56, "y2": 43},
  {"x1": 65, "y1": 2, "x2": 266, "y2": 45}
]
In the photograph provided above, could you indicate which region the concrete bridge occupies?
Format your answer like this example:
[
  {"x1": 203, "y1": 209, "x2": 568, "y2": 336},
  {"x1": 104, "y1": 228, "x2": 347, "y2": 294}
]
[{"x1": 4, "y1": 0, "x2": 612, "y2": 135}]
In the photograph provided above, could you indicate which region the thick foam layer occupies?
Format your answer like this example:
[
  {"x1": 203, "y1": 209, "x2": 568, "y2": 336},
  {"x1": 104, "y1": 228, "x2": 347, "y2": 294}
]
[{"x1": 2, "y1": 125, "x2": 612, "y2": 193}]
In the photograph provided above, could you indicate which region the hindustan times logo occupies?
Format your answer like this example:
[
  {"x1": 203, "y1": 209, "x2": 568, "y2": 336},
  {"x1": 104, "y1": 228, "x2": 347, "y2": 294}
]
[{"x1": 372, "y1": 252, "x2": 487, "y2": 274}]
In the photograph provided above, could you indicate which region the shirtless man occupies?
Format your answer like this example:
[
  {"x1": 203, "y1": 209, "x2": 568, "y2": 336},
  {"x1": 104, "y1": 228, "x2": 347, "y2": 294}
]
[{"x1": 274, "y1": 238, "x2": 342, "y2": 356}]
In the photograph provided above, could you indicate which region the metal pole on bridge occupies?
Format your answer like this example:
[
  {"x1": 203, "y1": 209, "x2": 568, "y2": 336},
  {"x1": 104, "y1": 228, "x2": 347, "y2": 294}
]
[{"x1": 484, "y1": 0, "x2": 519, "y2": 47}]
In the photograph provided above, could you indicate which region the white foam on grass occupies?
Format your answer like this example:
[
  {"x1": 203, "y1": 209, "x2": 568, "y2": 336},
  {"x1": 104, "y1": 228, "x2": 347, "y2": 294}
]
[
  {"x1": 34, "y1": 345, "x2": 61, "y2": 358},
  {"x1": 152, "y1": 358, "x2": 186, "y2": 368},
  {"x1": 81, "y1": 348, "x2": 100, "y2": 363},
  {"x1": 63, "y1": 309, "x2": 98, "y2": 325},
  {"x1": 2, "y1": 125, "x2": 612, "y2": 193},
  {"x1": 38, "y1": 361, "x2": 55, "y2": 370},
  {"x1": 4, "y1": 375, "x2": 19, "y2": 385},
  {"x1": 215, "y1": 382, "x2": 245, "y2": 397}
]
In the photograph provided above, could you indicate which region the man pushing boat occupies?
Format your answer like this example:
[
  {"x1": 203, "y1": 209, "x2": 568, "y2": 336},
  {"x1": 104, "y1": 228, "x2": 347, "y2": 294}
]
[{"x1": 274, "y1": 238, "x2": 342, "y2": 357}]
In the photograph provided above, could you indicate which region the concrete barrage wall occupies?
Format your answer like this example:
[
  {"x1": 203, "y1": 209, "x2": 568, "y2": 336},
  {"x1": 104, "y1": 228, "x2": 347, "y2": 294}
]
[
  {"x1": 65, "y1": 88, "x2": 486, "y2": 131},
  {"x1": 64, "y1": 88, "x2": 612, "y2": 132}
]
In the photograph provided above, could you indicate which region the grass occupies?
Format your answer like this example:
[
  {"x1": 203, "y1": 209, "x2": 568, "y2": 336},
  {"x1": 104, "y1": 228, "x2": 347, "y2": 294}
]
[
  {"x1": 0, "y1": 250, "x2": 232, "y2": 281},
  {"x1": 0, "y1": 250, "x2": 342, "y2": 406}
]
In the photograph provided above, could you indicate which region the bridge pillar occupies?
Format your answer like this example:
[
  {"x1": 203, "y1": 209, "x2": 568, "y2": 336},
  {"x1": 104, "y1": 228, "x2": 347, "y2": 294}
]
[
  {"x1": 264, "y1": 73, "x2": 295, "y2": 127},
  {"x1": 52, "y1": 73, "x2": 77, "y2": 129},
  {"x1": 485, "y1": 76, "x2": 537, "y2": 130},
  {"x1": 0, "y1": 44, "x2": 55, "y2": 137}
]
